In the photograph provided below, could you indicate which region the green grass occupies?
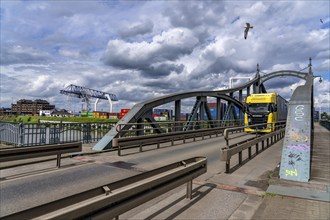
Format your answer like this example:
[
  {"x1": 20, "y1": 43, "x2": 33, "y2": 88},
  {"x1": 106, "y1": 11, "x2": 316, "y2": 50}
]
[
  {"x1": 261, "y1": 193, "x2": 278, "y2": 198},
  {"x1": 0, "y1": 115, "x2": 119, "y2": 124}
]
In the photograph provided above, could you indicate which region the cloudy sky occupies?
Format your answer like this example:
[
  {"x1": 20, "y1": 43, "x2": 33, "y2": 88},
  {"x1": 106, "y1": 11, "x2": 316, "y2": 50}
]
[{"x1": 1, "y1": 0, "x2": 329, "y2": 113}]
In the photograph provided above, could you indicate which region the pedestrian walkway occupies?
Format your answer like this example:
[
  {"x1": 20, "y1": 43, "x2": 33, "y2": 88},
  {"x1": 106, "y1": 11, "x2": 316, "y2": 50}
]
[
  {"x1": 249, "y1": 123, "x2": 330, "y2": 220},
  {"x1": 251, "y1": 195, "x2": 329, "y2": 220}
]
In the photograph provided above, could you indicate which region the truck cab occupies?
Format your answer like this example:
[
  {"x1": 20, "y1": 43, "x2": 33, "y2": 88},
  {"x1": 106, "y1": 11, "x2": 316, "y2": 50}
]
[{"x1": 244, "y1": 93, "x2": 278, "y2": 133}]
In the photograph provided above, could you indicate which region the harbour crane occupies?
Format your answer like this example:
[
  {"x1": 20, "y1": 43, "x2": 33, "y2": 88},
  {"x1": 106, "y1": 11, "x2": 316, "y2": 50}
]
[{"x1": 60, "y1": 84, "x2": 118, "y2": 112}]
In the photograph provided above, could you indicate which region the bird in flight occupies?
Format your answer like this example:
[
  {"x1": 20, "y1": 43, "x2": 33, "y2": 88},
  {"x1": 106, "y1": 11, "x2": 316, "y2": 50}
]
[
  {"x1": 320, "y1": 19, "x2": 323, "y2": 23},
  {"x1": 244, "y1": 23, "x2": 253, "y2": 39}
]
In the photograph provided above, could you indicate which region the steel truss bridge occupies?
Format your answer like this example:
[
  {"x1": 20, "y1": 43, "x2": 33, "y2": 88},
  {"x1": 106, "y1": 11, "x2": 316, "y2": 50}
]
[
  {"x1": 60, "y1": 84, "x2": 118, "y2": 112},
  {"x1": 94, "y1": 60, "x2": 314, "y2": 153}
]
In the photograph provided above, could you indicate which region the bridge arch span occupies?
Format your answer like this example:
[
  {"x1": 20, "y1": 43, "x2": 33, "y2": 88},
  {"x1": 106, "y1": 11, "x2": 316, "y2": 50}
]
[
  {"x1": 260, "y1": 70, "x2": 308, "y2": 85},
  {"x1": 94, "y1": 61, "x2": 314, "y2": 150},
  {"x1": 93, "y1": 91, "x2": 245, "y2": 150}
]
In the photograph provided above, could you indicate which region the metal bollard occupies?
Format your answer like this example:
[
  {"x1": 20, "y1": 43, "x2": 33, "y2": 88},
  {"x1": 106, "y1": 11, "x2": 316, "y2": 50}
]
[
  {"x1": 186, "y1": 180, "x2": 193, "y2": 199},
  {"x1": 56, "y1": 153, "x2": 61, "y2": 168}
]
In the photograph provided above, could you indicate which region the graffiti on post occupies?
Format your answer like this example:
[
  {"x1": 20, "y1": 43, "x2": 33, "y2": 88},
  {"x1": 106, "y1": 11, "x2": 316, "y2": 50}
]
[
  {"x1": 286, "y1": 127, "x2": 309, "y2": 143},
  {"x1": 294, "y1": 105, "x2": 305, "y2": 121},
  {"x1": 285, "y1": 169, "x2": 298, "y2": 177},
  {"x1": 286, "y1": 133, "x2": 308, "y2": 142},
  {"x1": 287, "y1": 151, "x2": 304, "y2": 169},
  {"x1": 287, "y1": 144, "x2": 310, "y2": 151}
]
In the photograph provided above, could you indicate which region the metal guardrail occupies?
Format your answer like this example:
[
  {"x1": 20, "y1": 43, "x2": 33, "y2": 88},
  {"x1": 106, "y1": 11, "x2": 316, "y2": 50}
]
[
  {"x1": 223, "y1": 121, "x2": 286, "y2": 146},
  {"x1": 115, "y1": 119, "x2": 243, "y2": 138},
  {"x1": 0, "y1": 142, "x2": 82, "y2": 168},
  {"x1": 220, "y1": 122, "x2": 286, "y2": 173},
  {"x1": 319, "y1": 120, "x2": 330, "y2": 131},
  {"x1": 0, "y1": 122, "x2": 115, "y2": 146},
  {"x1": 1, "y1": 157, "x2": 207, "y2": 220},
  {"x1": 113, "y1": 125, "x2": 243, "y2": 156}
]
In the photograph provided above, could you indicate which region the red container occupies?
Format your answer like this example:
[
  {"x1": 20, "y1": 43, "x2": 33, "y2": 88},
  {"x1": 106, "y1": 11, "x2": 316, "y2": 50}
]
[
  {"x1": 208, "y1": 102, "x2": 217, "y2": 108},
  {"x1": 120, "y1": 109, "x2": 130, "y2": 113}
]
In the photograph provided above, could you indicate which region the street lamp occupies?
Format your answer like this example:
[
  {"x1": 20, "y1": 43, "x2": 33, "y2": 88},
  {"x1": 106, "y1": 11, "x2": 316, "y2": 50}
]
[{"x1": 314, "y1": 75, "x2": 322, "y2": 83}]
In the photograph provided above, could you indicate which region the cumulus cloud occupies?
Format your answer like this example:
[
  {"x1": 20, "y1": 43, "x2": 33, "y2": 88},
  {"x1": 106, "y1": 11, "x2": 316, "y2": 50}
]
[
  {"x1": 102, "y1": 28, "x2": 198, "y2": 77},
  {"x1": 119, "y1": 20, "x2": 154, "y2": 38},
  {"x1": 164, "y1": 1, "x2": 226, "y2": 29},
  {"x1": 0, "y1": 45, "x2": 52, "y2": 65},
  {"x1": 58, "y1": 48, "x2": 89, "y2": 59}
]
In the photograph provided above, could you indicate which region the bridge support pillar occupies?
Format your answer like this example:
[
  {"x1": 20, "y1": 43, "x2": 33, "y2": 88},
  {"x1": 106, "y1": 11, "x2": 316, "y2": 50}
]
[
  {"x1": 239, "y1": 90, "x2": 243, "y2": 123},
  {"x1": 216, "y1": 97, "x2": 221, "y2": 127},
  {"x1": 199, "y1": 96, "x2": 207, "y2": 129},
  {"x1": 136, "y1": 118, "x2": 144, "y2": 136},
  {"x1": 175, "y1": 100, "x2": 181, "y2": 131}
]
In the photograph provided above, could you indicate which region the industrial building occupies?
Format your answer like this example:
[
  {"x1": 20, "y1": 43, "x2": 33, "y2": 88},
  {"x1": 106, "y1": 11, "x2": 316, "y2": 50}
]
[{"x1": 11, "y1": 99, "x2": 55, "y2": 115}]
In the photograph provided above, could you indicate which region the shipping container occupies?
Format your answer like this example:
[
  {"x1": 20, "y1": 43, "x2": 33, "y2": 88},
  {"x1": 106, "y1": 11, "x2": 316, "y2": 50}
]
[
  {"x1": 81, "y1": 111, "x2": 93, "y2": 117},
  {"x1": 208, "y1": 102, "x2": 217, "y2": 108},
  {"x1": 153, "y1": 108, "x2": 173, "y2": 120},
  {"x1": 120, "y1": 109, "x2": 130, "y2": 113},
  {"x1": 202, "y1": 103, "x2": 228, "y2": 120}
]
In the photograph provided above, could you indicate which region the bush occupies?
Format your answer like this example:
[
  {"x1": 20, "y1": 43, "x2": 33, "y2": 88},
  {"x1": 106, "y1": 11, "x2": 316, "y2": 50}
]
[{"x1": 1, "y1": 115, "x2": 119, "y2": 124}]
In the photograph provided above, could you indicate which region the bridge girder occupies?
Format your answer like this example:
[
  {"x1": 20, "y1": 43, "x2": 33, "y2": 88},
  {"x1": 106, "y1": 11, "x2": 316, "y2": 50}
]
[{"x1": 260, "y1": 70, "x2": 308, "y2": 85}]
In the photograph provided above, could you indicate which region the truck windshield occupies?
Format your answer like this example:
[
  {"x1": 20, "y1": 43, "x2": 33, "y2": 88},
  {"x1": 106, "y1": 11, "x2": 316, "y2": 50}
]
[{"x1": 248, "y1": 103, "x2": 269, "y2": 113}]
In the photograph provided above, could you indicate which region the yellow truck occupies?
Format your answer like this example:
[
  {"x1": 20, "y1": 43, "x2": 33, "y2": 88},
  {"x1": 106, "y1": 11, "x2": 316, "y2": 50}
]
[{"x1": 244, "y1": 93, "x2": 288, "y2": 133}]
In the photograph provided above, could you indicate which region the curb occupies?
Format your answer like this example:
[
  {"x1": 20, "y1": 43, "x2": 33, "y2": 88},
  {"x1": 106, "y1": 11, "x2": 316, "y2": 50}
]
[{"x1": 228, "y1": 194, "x2": 264, "y2": 220}]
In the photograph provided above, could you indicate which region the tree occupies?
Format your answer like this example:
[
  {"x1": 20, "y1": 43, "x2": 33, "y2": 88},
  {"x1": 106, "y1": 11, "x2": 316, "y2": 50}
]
[{"x1": 320, "y1": 112, "x2": 329, "y2": 120}]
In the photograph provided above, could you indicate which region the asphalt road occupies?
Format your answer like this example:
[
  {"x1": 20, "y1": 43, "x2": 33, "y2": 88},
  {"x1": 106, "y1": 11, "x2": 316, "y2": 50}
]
[
  {"x1": 0, "y1": 163, "x2": 138, "y2": 217},
  {"x1": 0, "y1": 132, "x2": 256, "y2": 218}
]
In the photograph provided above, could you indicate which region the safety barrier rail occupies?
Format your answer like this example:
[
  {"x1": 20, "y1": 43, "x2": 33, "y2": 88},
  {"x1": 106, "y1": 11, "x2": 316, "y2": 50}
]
[
  {"x1": 220, "y1": 122, "x2": 286, "y2": 173},
  {"x1": 113, "y1": 125, "x2": 243, "y2": 156},
  {"x1": 223, "y1": 121, "x2": 286, "y2": 146},
  {"x1": 1, "y1": 157, "x2": 207, "y2": 220},
  {"x1": 319, "y1": 120, "x2": 330, "y2": 131},
  {"x1": 0, "y1": 121, "x2": 116, "y2": 147},
  {"x1": 0, "y1": 142, "x2": 82, "y2": 168},
  {"x1": 116, "y1": 119, "x2": 243, "y2": 138}
]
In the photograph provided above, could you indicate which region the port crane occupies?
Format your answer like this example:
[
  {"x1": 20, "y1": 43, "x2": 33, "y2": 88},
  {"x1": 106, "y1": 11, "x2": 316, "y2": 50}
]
[{"x1": 60, "y1": 84, "x2": 118, "y2": 112}]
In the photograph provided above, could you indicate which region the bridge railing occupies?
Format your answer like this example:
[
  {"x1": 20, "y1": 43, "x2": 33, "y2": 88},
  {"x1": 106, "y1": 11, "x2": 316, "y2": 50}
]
[
  {"x1": 319, "y1": 119, "x2": 330, "y2": 131},
  {"x1": 1, "y1": 157, "x2": 207, "y2": 220},
  {"x1": 114, "y1": 126, "x2": 233, "y2": 156},
  {"x1": 116, "y1": 119, "x2": 243, "y2": 138},
  {"x1": 220, "y1": 121, "x2": 286, "y2": 173},
  {"x1": 0, "y1": 142, "x2": 82, "y2": 168},
  {"x1": 223, "y1": 121, "x2": 286, "y2": 146},
  {"x1": 0, "y1": 121, "x2": 116, "y2": 147}
]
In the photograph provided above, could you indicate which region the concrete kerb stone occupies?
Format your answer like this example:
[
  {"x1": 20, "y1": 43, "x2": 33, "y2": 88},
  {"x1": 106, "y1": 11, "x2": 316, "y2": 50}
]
[
  {"x1": 193, "y1": 180, "x2": 266, "y2": 220},
  {"x1": 228, "y1": 194, "x2": 264, "y2": 220}
]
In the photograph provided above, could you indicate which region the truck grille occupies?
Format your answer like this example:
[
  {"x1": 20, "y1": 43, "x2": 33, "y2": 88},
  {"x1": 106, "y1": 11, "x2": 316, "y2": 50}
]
[{"x1": 250, "y1": 115, "x2": 268, "y2": 129}]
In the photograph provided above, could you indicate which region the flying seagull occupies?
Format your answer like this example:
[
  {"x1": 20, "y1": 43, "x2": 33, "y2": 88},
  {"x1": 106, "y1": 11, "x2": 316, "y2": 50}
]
[
  {"x1": 320, "y1": 19, "x2": 323, "y2": 23},
  {"x1": 244, "y1": 23, "x2": 253, "y2": 39}
]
